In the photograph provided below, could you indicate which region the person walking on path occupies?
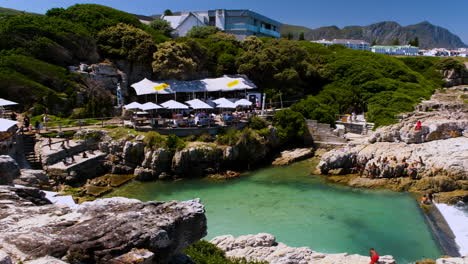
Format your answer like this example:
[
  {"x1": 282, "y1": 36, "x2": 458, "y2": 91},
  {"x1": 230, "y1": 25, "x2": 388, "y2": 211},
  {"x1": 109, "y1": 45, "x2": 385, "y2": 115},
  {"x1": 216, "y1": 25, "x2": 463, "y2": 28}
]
[{"x1": 369, "y1": 248, "x2": 379, "y2": 264}]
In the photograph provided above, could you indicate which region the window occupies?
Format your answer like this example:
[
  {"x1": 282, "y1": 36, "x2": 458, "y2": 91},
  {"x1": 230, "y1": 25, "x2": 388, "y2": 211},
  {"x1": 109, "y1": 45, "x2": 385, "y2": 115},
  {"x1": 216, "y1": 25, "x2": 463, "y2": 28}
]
[{"x1": 209, "y1": 16, "x2": 215, "y2": 26}]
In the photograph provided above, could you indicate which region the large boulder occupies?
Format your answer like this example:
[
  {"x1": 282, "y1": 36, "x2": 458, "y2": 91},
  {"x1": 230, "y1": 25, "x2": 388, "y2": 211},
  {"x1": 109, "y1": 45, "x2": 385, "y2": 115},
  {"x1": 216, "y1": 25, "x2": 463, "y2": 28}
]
[
  {"x1": 123, "y1": 141, "x2": 145, "y2": 167},
  {"x1": 0, "y1": 155, "x2": 20, "y2": 185},
  {"x1": 172, "y1": 146, "x2": 224, "y2": 177},
  {"x1": 0, "y1": 186, "x2": 206, "y2": 264},
  {"x1": 13, "y1": 169, "x2": 49, "y2": 188},
  {"x1": 141, "y1": 148, "x2": 172, "y2": 175},
  {"x1": 211, "y1": 233, "x2": 396, "y2": 264}
]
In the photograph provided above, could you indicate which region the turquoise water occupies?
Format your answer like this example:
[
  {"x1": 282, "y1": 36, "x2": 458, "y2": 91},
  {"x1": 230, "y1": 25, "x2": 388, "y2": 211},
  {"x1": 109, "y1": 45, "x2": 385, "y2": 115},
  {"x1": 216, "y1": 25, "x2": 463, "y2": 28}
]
[{"x1": 106, "y1": 160, "x2": 443, "y2": 263}]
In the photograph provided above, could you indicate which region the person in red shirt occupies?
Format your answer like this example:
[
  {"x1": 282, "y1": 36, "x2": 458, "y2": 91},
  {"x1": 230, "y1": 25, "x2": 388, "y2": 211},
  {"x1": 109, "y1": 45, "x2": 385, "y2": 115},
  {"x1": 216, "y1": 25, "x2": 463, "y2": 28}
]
[{"x1": 369, "y1": 248, "x2": 380, "y2": 264}]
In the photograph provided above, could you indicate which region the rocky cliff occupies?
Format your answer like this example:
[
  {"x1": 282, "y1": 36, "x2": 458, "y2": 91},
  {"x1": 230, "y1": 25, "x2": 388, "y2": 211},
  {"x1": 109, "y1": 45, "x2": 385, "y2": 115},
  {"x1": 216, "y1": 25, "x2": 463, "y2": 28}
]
[
  {"x1": 282, "y1": 21, "x2": 468, "y2": 49},
  {"x1": 211, "y1": 233, "x2": 396, "y2": 264},
  {"x1": 0, "y1": 185, "x2": 206, "y2": 264},
  {"x1": 318, "y1": 87, "x2": 468, "y2": 201}
]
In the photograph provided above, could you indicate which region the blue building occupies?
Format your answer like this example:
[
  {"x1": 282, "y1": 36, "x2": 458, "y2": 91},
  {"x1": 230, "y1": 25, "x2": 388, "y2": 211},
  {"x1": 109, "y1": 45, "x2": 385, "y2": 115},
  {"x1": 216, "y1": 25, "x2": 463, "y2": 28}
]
[{"x1": 157, "y1": 9, "x2": 282, "y2": 40}]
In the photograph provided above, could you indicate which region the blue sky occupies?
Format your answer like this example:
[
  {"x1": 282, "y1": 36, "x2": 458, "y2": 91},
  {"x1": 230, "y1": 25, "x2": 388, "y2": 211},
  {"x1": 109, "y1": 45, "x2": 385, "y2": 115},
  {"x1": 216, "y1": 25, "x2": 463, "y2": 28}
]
[{"x1": 1, "y1": 0, "x2": 467, "y2": 45}]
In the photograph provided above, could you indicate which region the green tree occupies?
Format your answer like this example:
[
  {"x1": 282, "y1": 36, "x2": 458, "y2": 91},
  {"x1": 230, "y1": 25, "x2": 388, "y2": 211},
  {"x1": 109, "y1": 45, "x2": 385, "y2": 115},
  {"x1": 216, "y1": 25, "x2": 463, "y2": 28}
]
[
  {"x1": 287, "y1": 32, "x2": 293, "y2": 40},
  {"x1": 152, "y1": 40, "x2": 208, "y2": 80},
  {"x1": 237, "y1": 38, "x2": 320, "y2": 97},
  {"x1": 392, "y1": 39, "x2": 400, "y2": 45},
  {"x1": 149, "y1": 18, "x2": 174, "y2": 37},
  {"x1": 163, "y1": 9, "x2": 173, "y2": 16},
  {"x1": 97, "y1": 23, "x2": 156, "y2": 62},
  {"x1": 371, "y1": 40, "x2": 377, "y2": 46},
  {"x1": 46, "y1": 4, "x2": 141, "y2": 34},
  {"x1": 408, "y1": 37, "x2": 419, "y2": 47},
  {"x1": 273, "y1": 109, "x2": 306, "y2": 144},
  {"x1": 299, "y1": 32, "x2": 305, "y2": 40},
  {"x1": 186, "y1": 26, "x2": 220, "y2": 38}
]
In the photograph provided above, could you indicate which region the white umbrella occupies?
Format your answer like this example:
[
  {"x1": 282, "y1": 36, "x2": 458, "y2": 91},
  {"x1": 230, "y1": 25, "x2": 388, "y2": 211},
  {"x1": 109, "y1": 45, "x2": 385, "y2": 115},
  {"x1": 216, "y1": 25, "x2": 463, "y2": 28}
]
[
  {"x1": 0, "y1": 118, "x2": 18, "y2": 132},
  {"x1": 185, "y1": 99, "x2": 213, "y2": 109},
  {"x1": 160, "y1": 100, "x2": 189, "y2": 109},
  {"x1": 235, "y1": 98, "x2": 253, "y2": 107},
  {"x1": 124, "y1": 102, "x2": 143, "y2": 110},
  {"x1": 140, "y1": 102, "x2": 162, "y2": 110},
  {"x1": 0, "y1": 98, "x2": 18, "y2": 107},
  {"x1": 213, "y1": 98, "x2": 236, "y2": 108}
]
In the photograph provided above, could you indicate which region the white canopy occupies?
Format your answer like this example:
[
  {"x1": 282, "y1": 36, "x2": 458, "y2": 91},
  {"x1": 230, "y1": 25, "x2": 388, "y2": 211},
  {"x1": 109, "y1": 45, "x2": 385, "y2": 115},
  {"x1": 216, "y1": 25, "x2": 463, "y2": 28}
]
[
  {"x1": 185, "y1": 99, "x2": 213, "y2": 109},
  {"x1": 235, "y1": 98, "x2": 253, "y2": 107},
  {"x1": 0, "y1": 98, "x2": 18, "y2": 107},
  {"x1": 140, "y1": 102, "x2": 162, "y2": 110},
  {"x1": 0, "y1": 118, "x2": 18, "y2": 132},
  {"x1": 160, "y1": 100, "x2": 189, "y2": 109},
  {"x1": 213, "y1": 98, "x2": 236, "y2": 109},
  {"x1": 131, "y1": 75, "x2": 257, "y2": 96},
  {"x1": 124, "y1": 102, "x2": 143, "y2": 110}
]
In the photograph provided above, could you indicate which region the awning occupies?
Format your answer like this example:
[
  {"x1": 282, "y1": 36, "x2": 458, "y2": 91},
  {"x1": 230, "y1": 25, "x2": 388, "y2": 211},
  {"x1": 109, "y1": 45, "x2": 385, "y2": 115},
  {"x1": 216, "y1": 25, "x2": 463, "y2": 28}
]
[
  {"x1": 160, "y1": 100, "x2": 189, "y2": 109},
  {"x1": 131, "y1": 75, "x2": 257, "y2": 95},
  {"x1": 124, "y1": 102, "x2": 143, "y2": 110},
  {"x1": 140, "y1": 102, "x2": 162, "y2": 110},
  {"x1": 185, "y1": 99, "x2": 213, "y2": 109},
  {"x1": 0, "y1": 98, "x2": 18, "y2": 107},
  {"x1": 213, "y1": 98, "x2": 236, "y2": 108},
  {"x1": 0, "y1": 118, "x2": 18, "y2": 132},
  {"x1": 235, "y1": 98, "x2": 253, "y2": 107}
]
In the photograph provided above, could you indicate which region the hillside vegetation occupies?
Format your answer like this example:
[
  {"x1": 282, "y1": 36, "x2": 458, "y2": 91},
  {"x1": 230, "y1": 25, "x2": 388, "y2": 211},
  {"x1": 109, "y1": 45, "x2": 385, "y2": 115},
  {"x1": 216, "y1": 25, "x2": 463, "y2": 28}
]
[{"x1": 0, "y1": 4, "x2": 463, "y2": 128}]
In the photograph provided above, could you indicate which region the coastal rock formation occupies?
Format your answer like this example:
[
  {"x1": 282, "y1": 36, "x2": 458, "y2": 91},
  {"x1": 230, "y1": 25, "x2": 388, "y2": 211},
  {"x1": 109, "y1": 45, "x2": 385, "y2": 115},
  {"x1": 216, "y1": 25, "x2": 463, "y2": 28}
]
[
  {"x1": 0, "y1": 185, "x2": 207, "y2": 264},
  {"x1": 319, "y1": 87, "x2": 468, "y2": 198},
  {"x1": 13, "y1": 169, "x2": 49, "y2": 188},
  {"x1": 272, "y1": 148, "x2": 314, "y2": 166},
  {"x1": 0, "y1": 155, "x2": 20, "y2": 185},
  {"x1": 211, "y1": 233, "x2": 396, "y2": 264},
  {"x1": 369, "y1": 88, "x2": 467, "y2": 144},
  {"x1": 319, "y1": 137, "x2": 468, "y2": 192},
  {"x1": 172, "y1": 146, "x2": 224, "y2": 177},
  {"x1": 435, "y1": 255, "x2": 468, "y2": 264}
]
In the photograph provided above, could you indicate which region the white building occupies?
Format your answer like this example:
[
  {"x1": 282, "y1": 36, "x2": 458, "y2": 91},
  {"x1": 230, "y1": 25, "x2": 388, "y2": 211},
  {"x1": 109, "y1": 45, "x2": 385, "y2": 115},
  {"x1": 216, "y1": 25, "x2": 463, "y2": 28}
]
[
  {"x1": 371, "y1": 45, "x2": 419, "y2": 56},
  {"x1": 155, "y1": 9, "x2": 282, "y2": 40},
  {"x1": 311, "y1": 39, "x2": 370, "y2": 51}
]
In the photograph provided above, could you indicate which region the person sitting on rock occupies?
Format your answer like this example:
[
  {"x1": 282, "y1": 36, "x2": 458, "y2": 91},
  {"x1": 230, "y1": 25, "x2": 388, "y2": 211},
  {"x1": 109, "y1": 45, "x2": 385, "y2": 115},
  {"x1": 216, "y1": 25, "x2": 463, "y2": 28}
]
[
  {"x1": 369, "y1": 248, "x2": 379, "y2": 264},
  {"x1": 82, "y1": 152, "x2": 88, "y2": 159},
  {"x1": 421, "y1": 194, "x2": 431, "y2": 205},
  {"x1": 415, "y1": 120, "x2": 422, "y2": 131},
  {"x1": 408, "y1": 162, "x2": 418, "y2": 179}
]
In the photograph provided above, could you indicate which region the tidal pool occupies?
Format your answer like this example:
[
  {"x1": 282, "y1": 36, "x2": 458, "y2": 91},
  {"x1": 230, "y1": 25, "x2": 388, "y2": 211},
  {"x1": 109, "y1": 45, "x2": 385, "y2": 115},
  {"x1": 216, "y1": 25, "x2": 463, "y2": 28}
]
[{"x1": 106, "y1": 160, "x2": 443, "y2": 263}]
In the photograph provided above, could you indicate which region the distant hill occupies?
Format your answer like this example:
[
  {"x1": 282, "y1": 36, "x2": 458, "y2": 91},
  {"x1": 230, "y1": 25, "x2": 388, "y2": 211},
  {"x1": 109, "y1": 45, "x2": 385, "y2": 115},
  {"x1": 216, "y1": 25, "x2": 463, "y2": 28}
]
[
  {"x1": 282, "y1": 21, "x2": 468, "y2": 49},
  {"x1": 0, "y1": 7, "x2": 40, "y2": 16}
]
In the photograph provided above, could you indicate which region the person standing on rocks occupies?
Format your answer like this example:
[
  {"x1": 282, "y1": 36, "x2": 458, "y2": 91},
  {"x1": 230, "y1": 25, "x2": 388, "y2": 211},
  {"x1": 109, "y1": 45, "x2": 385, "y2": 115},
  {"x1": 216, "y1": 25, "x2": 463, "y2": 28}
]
[{"x1": 369, "y1": 248, "x2": 379, "y2": 264}]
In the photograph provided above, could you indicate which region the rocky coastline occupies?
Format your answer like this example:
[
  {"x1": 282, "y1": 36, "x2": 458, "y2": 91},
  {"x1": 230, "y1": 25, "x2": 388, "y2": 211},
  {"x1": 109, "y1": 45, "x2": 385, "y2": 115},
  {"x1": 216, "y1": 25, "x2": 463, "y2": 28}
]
[{"x1": 317, "y1": 87, "x2": 468, "y2": 204}]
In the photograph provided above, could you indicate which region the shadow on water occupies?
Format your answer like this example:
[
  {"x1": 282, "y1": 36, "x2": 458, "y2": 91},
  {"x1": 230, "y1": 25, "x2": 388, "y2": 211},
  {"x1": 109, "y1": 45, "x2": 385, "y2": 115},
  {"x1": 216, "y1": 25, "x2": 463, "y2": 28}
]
[{"x1": 106, "y1": 160, "x2": 443, "y2": 264}]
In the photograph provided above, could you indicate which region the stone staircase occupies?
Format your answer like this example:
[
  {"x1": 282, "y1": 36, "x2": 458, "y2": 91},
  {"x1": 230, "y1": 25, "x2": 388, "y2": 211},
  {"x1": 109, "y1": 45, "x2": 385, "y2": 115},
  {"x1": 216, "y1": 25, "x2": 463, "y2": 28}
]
[
  {"x1": 22, "y1": 134, "x2": 42, "y2": 170},
  {"x1": 37, "y1": 138, "x2": 106, "y2": 184},
  {"x1": 306, "y1": 120, "x2": 347, "y2": 147}
]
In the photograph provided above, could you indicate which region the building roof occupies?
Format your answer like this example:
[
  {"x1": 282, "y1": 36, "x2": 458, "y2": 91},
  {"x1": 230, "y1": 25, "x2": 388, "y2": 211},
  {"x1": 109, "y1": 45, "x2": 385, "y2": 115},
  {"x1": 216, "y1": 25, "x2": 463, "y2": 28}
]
[
  {"x1": 162, "y1": 12, "x2": 206, "y2": 29},
  {"x1": 333, "y1": 39, "x2": 369, "y2": 44},
  {"x1": 371, "y1": 45, "x2": 418, "y2": 49},
  {"x1": 0, "y1": 118, "x2": 18, "y2": 132},
  {"x1": 131, "y1": 75, "x2": 257, "y2": 96}
]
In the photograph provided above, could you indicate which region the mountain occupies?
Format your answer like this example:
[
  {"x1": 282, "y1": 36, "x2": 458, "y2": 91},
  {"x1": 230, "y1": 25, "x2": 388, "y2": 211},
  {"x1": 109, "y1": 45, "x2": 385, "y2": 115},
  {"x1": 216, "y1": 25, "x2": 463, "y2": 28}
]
[{"x1": 282, "y1": 21, "x2": 468, "y2": 49}]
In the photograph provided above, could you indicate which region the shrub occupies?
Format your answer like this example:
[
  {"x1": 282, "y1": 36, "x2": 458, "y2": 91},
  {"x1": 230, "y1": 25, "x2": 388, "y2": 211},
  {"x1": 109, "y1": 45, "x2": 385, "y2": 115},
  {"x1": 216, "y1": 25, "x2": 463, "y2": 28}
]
[
  {"x1": 249, "y1": 116, "x2": 269, "y2": 130},
  {"x1": 216, "y1": 129, "x2": 241, "y2": 146},
  {"x1": 166, "y1": 134, "x2": 186, "y2": 152},
  {"x1": 184, "y1": 240, "x2": 266, "y2": 264},
  {"x1": 273, "y1": 109, "x2": 306, "y2": 144},
  {"x1": 143, "y1": 131, "x2": 166, "y2": 149}
]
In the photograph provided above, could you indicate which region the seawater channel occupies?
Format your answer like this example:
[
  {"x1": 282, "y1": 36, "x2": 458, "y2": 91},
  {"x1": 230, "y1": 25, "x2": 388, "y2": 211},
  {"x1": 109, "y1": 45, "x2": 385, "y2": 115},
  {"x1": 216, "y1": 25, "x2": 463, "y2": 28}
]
[{"x1": 106, "y1": 159, "x2": 443, "y2": 263}]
